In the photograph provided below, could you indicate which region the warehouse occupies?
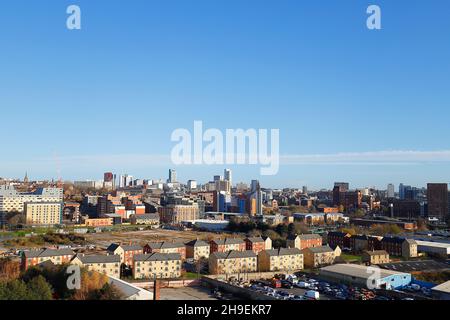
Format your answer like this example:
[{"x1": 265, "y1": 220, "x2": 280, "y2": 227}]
[
  {"x1": 415, "y1": 240, "x2": 450, "y2": 258},
  {"x1": 431, "y1": 280, "x2": 450, "y2": 300},
  {"x1": 319, "y1": 264, "x2": 411, "y2": 289}
]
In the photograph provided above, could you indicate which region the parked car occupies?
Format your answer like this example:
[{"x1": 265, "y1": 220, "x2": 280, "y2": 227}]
[{"x1": 304, "y1": 290, "x2": 320, "y2": 300}]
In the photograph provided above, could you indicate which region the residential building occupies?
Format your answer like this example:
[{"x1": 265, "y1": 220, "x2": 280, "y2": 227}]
[
  {"x1": 106, "y1": 243, "x2": 143, "y2": 266},
  {"x1": 21, "y1": 248, "x2": 75, "y2": 270},
  {"x1": 327, "y1": 232, "x2": 351, "y2": 250},
  {"x1": 293, "y1": 213, "x2": 325, "y2": 225},
  {"x1": 84, "y1": 217, "x2": 113, "y2": 227},
  {"x1": 144, "y1": 241, "x2": 186, "y2": 260},
  {"x1": 133, "y1": 253, "x2": 182, "y2": 279},
  {"x1": 130, "y1": 213, "x2": 160, "y2": 227},
  {"x1": 158, "y1": 204, "x2": 199, "y2": 224},
  {"x1": 24, "y1": 202, "x2": 62, "y2": 225},
  {"x1": 209, "y1": 238, "x2": 246, "y2": 253},
  {"x1": 185, "y1": 239, "x2": 210, "y2": 260},
  {"x1": 302, "y1": 245, "x2": 336, "y2": 268},
  {"x1": 258, "y1": 248, "x2": 304, "y2": 272},
  {"x1": 349, "y1": 234, "x2": 369, "y2": 253},
  {"x1": 0, "y1": 186, "x2": 63, "y2": 226},
  {"x1": 286, "y1": 234, "x2": 322, "y2": 250},
  {"x1": 362, "y1": 250, "x2": 390, "y2": 265},
  {"x1": 380, "y1": 237, "x2": 418, "y2": 258},
  {"x1": 244, "y1": 237, "x2": 267, "y2": 254},
  {"x1": 209, "y1": 250, "x2": 257, "y2": 275},
  {"x1": 71, "y1": 254, "x2": 121, "y2": 277}
]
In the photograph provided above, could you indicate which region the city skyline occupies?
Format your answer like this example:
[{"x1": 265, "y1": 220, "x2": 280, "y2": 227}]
[{"x1": 1, "y1": 1, "x2": 450, "y2": 188}]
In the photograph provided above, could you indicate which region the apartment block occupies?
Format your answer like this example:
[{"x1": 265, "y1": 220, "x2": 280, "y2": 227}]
[
  {"x1": 133, "y1": 253, "x2": 182, "y2": 279},
  {"x1": 209, "y1": 250, "x2": 257, "y2": 275},
  {"x1": 258, "y1": 248, "x2": 304, "y2": 272}
]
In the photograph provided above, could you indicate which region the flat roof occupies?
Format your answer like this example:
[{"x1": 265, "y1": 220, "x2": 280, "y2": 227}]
[
  {"x1": 379, "y1": 260, "x2": 450, "y2": 272},
  {"x1": 416, "y1": 240, "x2": 450, "y2": 249},
  {"x1": 432, "y1": 280, "x2": 450, "y2": 294},
  {"x1": 320, "y1": 264, "x2": 409, "y2": 280}
]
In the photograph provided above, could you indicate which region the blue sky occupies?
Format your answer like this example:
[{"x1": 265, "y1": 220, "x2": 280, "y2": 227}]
[{"x1": 1, "y1": 0, "x2": 450, "y2": 189}]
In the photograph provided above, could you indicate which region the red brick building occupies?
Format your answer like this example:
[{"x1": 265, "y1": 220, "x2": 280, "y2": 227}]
[
  {"x1": 210, "y1": 238, "x2": 246, "y2": 253},
  {"x1": 144, "y1": 241, "x2": 186, "y2": 260},
  {"x1": 21, "y1": 248, "x2": 75, "y2": 270},
  {"x1": 327, "y1": 232, "x2": 351, "y2": 250},
  {"x1": 244, "y1": 237, "x2": 266, "y2": 254}
]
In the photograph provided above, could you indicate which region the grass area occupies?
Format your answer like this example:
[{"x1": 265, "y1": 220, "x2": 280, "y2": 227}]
[
  {"x1": 182, "y1": 272, "x2": 201, "y2": 279},
  {"x1": 3, "y1": 233, "x2": 87, "y2": 248},
  {"x1": 339, "y1": 253, "x2": 363, "y2": 262}
]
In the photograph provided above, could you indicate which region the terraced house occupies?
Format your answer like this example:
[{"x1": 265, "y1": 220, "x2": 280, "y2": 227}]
[
  {"x1": 287, "y1": 234, "x2": 322, "y2": 250},
  {"x1": 144, "y1": 241, "x2": 186, "y2": 260},
  {"x1": 21, "y1": 248, "x2": 75, "y2": 270},
  {"x1": 258, "y1": 248, "x2": 304, "y2": 272},
  {"x1": 209, "y1": 238, "x2": 246, "y2": 253},
  {"x1": 209, "y1": 250, "x2": 257, "y2": 275},
  {"x1": 302, "y1": 245, "x2": 336, "y2": 268},
  {"x1": 107, "y1": 243, "x2": 143, "y2": 267},
  {"x1": 71, "y1": 254, "x2": 121, "y2": 277},
  {"x1": 244, "y1": 236, "x2": 270, "y2": 254},
  {"x1": 133, "y1": 253, "x2": 182, "y2": 279},
  {"x1": 380, "y1": 237, "x2": 418, "y2": 258},
  {"x1": 185, "y1": 239, "x2": 210, "y2": 260}
]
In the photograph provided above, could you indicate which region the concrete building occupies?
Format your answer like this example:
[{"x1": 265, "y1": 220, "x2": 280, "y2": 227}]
[
  {"x1": 108, "y1": 276, "x2": 153, "y2": 300},
  {"x1": 133, "y1": 253, "x2": 182, "y2": 279},
  {"x1": 71, "y1": 254, "x2": 121, "y2": 277},
  {"x1": 415, "y1": 240, "x2": 450, "y2": 258},
  {"x1": 185, "y1": 239, "x2": 210, "y2": 260},
  {"x1": 24, "y1": 202, "x2": 63, "y2": 226},
  {"x1": 21, "y1": 248, "x2": 75, "y2": 270},
  {"x1": 362, "y1": 250, "x2": 390, "y2": 265},
  {"x1": 431, "y1": 280, "x2": 450, "y2": 300},
  {"x1": 158, "y1": 204, "x2": 199, "y2": 224},
  {"x1": 287, "y1": 234, "x2": 322, "y2": 250},
  {"x1": 130, "y1": 213, "x2": 160, "y2": 227},
  {"x1": 209, "y1": 250, "x2": 257, "y2": 275},
  {"x1": 106, "y1": 243, "x2": 143, "y2": 266},
  {"x1": 302, "y1": 245, "x2": 336, "y2": 268},
  {"x1": 319, "y1": 264, "x2": 411, "y2": 289},
  {"x1": 427, "y1": 183, "x2": 449, "y2": 221},
  {"x1": 258, "y1": 248, "x2": 304, "y2": 272},
  {"x1": 0, "y1": 186, "x2": 63, "y2": 226}
]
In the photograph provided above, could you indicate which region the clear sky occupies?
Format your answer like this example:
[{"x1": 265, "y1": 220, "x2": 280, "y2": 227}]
[{"x1": 1, "y1": 0, "x2": 450, "y2": 190}]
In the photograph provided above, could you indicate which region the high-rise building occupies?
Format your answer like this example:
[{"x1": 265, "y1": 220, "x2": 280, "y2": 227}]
[
  {"x1": 387, "y1": 184, "x2": 395, "y2": 198},
  {"x1": 427, "y1": 183, "x2": 449, "y2": 221},
  {"x1": 168, "y1": 169, "x2": 177, "y2": 183},
  {"x1": 0, "y1": 186, "x2": 63, "y2": 226},
  {"x1": 302, "y1": 186, "x2": 308, "y2": 195},
  {"x1": 224, "y1": 169, "x2": 232, "y2": 187},
  {"x1": 334, "y1": 182, "x2": 349, "y2": 192},
  {"x1": 104, "y1": 172, "x2": 114, "y2": 182}
]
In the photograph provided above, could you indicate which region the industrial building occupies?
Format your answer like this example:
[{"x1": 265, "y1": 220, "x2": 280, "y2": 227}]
[
  {"x1": 415, "y1": 240, "x2": 450, "y2": 258},
  {"x1": 319, "y1": 264, "x2": 411, "y2": 289},
  {"x1": 431, "y1": 280, "x2": 450, "y2": 300}
]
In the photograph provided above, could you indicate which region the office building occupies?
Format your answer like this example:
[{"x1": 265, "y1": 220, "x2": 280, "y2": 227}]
[
  {"x1": 387, "y1": 184, "x2": 395, "y2": 198},
  {"x1": 427, "y1": 183, "x2": 449, "y2": 221},
  {"x1": 168, "y1": 169, "x2": 177, "y2": 183}
]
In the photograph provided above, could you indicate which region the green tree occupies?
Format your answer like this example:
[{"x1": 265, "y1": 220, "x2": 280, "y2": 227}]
[
  {"x1": 0, "y1": 279, "x2": 29, "y2": 300},
  {"x1": 27, "y1": 276, "x2": 53, "y2": 300}
]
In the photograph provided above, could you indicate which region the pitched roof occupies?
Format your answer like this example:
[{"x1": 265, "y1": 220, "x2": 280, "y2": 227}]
[
  {"x1": 76, "y1": 254, "x2": 120, "y2": 264},
  {"x1": 305, "y1": 245, "x2": 334, "y2": 254},
  {"x1": 327, "y1": 231, "x2": 351, "y2": 237},
  {"x1": 262, "y1": 248, "x2": 302, "y2": 257},
  {"x1": 297, "y1": 234, "x2": 322, "y2": 240},
  {"x1": 147, "y1": 241, "x2": 184, "y2": 249},
  {"x1": 211, "y1": 250, "x2": 257, "y2": 260},
  {"x1": 185, "y1": 239, "x2": 209, "y2": 247},
  {"x1": 364, "y1": 250, "x2": 389, "y2": 256},
  {"x1": 245, "y1": 236, "x2": 265, "y2": 243},
  {"x1": 24, "y1": 248, "x2": 75, "y2": 258},
  {"x1": 107, "y1": 243, "x2": 142, "y2": 252},
  {"x1": 381, "y1": 237, "x2": 406, "y2": 244},
  {"x1": 134, "y1": 252, "x2": 181, "y2": 262},
  {"x1": 212, "y1": 238, "x2": 244, "y2": 246}
]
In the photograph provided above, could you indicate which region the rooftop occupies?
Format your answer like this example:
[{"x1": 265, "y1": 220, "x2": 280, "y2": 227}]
[
  {"x1": 320, "y1": 263, "x2": 409, "y2": 280},
  {"x1": 212, "y1": 250, "x2": 257, "y2": 260},
  {"x1": 134, "y1": 252, "x2": 181, "y2": 262},
  {"x1": 432, "y1": 280, "x2": 450, "y2": 294}
]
